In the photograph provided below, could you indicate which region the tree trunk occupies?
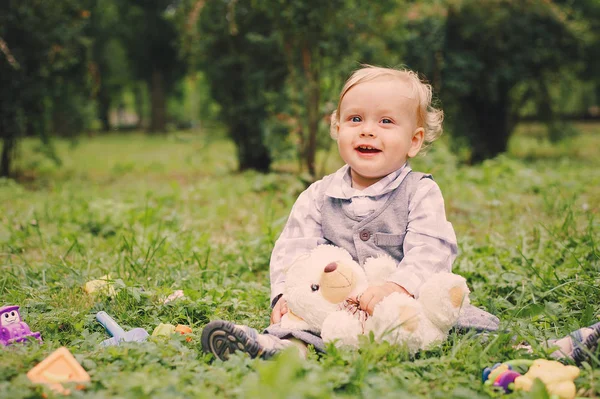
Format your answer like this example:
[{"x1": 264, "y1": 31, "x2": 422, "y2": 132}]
[
  {"x1": 149, "y1": 67, "x2": 166, "y2": 133},
  {"x1": 232, "y1": 122, "x2": 271, "y2": 172},
  {"x1": 302, "y1": 45, "x2": 320, "y2": 178},
  {"x1": 305, "y1": 78, "x2": 319, "y2": 178},
  {"x1": 97, "y1": 90, "x2": 111, "y2": 132},
  {"x1": 1, "y1": 134, "x2": 15, "y2": 177},
  {"x1": 135, "y1": 82, "x2": 145, "y2": 129},
  {"x1": 468, "y1": 93, "x2": 511, "y2": 163}
]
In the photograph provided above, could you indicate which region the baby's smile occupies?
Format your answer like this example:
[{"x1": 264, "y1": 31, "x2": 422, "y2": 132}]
[{"x1": 355, "y1": 145, "x2": 381, "y2": 154}]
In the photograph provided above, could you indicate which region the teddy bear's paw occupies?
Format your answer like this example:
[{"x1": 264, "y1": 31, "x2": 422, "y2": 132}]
[
  {"x1": 321, "y1": 311, "x2": 363, "y2": 348},
  {"x1": 366, "y1": 293, "x2": 423, "y2": 350},
  {"x1": 363, "y1": 254, "x2": 397, "y2": 285},
  {"x1": 365, "y1": 316, "x2": 423, "y2": 355},
  {"x1": 418, "y1": 273, "x2": 470, "y2": 330}
]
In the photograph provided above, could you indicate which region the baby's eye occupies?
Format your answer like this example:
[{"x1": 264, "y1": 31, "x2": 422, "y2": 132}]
[
  {"x1": 350, "y1": 116, "x2": 362, "y2": 123},
  {"x1": 381, "y1": 118, "x2": 393, "y2": 124}
]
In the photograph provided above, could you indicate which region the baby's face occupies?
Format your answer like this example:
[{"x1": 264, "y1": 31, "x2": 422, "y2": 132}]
[{"x1": 336, "y1": 78, "x2": 422, "y2": 190}]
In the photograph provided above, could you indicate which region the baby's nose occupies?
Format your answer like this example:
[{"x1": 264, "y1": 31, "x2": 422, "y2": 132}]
[{"x1": 324, "y1": 262, "x2": 338, "y2": 273}]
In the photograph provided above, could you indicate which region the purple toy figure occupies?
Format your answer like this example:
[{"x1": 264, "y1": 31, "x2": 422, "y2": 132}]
[{"x1": 0, "y1": 305, "x2": 42, "y2": 346}]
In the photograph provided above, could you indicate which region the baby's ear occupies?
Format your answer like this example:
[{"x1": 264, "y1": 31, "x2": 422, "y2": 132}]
[
  {"x1": 408, "y1": 127, "x2": 425, "y2": 158},
  {"x1": 330, "y1": 110, "x2": 340, "y2": 140}
]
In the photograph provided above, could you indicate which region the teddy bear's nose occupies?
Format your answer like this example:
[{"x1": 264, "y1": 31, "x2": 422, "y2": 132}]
[{"x1": 324, "y1": 262, "x2": 337, "y2": 273}]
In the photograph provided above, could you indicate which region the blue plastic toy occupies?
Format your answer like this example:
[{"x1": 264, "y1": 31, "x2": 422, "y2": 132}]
[{"x1": 96, "y1": 311, "x2": 148, "y2": 346}]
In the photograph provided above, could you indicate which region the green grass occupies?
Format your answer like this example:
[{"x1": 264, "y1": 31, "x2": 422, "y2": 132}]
[{"x1": 1, "y1": 123, "x2": 599, "y2": 398}]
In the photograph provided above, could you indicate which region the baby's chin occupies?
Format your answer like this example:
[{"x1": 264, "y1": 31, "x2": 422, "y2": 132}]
[{"x1": 350, "y1": 169, "x2": 392, "y2": 182}]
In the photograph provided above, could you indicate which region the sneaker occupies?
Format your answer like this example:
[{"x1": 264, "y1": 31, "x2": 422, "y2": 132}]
[
  {"x1": 201, "y1": 320, "x2": 279, "y2": 361},
  {"x1": 547, "y1": 322, "x2": 600, "y2": 365},
  {"x1": 570, "y1": 322, "x2": 600, "y2": 366}
]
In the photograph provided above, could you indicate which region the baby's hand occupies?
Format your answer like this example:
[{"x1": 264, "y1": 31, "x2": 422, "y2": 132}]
[
  {"x1": 270, "y1": 296, "x2": 288, "y2": 325},
  {"x1": 358, "y1": 282, "x2": 411, "y2": 315}
]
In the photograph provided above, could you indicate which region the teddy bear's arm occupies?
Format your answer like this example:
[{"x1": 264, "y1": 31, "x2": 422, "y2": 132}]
[{"x1": 321, "y1": 310, "x2": 364, "y2": 348}]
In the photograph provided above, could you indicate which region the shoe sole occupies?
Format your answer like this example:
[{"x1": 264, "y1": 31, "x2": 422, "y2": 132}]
[
  {"x1": 572, "y1": 322, "x2": 600, "y2": 366},
  {"x1": 200, "y1": 320, "x2": 278, "y2": 361}
]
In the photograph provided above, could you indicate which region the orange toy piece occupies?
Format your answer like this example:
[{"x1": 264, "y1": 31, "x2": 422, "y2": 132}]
[
  {"x1": 175, "y1": 325, "x2": 193, "y2": 342},
  {"x1": 27, "y1": 347, "x2": 90, "y2": 395}
]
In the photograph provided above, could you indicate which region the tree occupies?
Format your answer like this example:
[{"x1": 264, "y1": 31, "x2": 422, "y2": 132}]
[
  {"x1": 0, "y1": 0, "x2": 92, "y2": 177},
  {"x1": 556, "y1": 0, "x2": 600, "y2": 116},
  {"x1": 120, "y1": 0, "x2": 186, "y2": 133},
  {"x1": 260, "y1": 0, "x2": 402, "y2": 177},
  {"x1": 404, "y1": 0, "x2": 586, "y2": 162},
  {"x1": 189, "y1": 0, "x2": 288, "y2": 172},
  {"x1": 88, "y1": 0, "x2": 131, "y2": 132},
  {"x1": 181, "y1": 0, "x2": 404, "y2": 174}
]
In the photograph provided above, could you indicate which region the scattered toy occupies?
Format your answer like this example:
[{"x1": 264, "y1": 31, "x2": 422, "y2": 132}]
[
  {"x1": 96, "y1": 311, "x2": 148, "y2": 346},
  {"x1": 175, "y1": 324, "x2": 193, "y2": 342},
  {"x1": 152, "y1": 323, "x2": 176, "y2": 337},
  {"x1": 152, "y1": 323, "x2": 193, "y2": 342},
  {"x1": 175, "y1": 324, "x2": 192, "y2": 334},
  {"x1": 482, "y1": 359, "x2": 580, "y2": 399},
  {"x1": 0, "y1": 305, "x2": 42, "y2": 346},
  {"x1": 514, "y1": 359, "x2": 580, "y2": 399},
  {"x1": 27, "y1": 347, "x2": 90, "y2": 395},
  {"x1": 84, "y1": 275, "x2": 116, "y2": 297},
  {"x1": 162, "y1": 290, "x2": 185, "y2": 304}
]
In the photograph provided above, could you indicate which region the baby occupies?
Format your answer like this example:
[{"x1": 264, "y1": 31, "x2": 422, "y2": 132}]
[
  {"x1": 268, "y1": 65, "x2": 460, "y2": 322},
  {"x1": 201, "y1": 66, "x2": 597, "y2": 362}
]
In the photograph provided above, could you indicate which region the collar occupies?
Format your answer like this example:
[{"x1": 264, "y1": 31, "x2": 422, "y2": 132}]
[{"x1": 325, "y1": 163, "x2": 412, "y2": 199}]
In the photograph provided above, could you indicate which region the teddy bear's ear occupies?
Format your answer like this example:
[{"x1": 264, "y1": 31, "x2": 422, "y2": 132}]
[{"x1": 364, "y1": 255, "x2": 397, "y2": 285}]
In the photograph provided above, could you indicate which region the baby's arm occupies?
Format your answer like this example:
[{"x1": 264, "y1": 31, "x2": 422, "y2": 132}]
[
  {"x1": 270, "y1": 297, "x2": 288, "y2": 324},
  {"x1": 359, "y1": 282, "x2": 412, "y2": 315},
  {"x1": 269, "y1": 180, "x2": 327, "y2": 317},
  {"x1": 386, "y1": 178, "x2": 458, "y2": 296}
]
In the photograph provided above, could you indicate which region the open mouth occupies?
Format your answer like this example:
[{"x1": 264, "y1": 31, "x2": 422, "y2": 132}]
[{"x1": 355, "y1": 145, "x2": 381, "y2": 154}]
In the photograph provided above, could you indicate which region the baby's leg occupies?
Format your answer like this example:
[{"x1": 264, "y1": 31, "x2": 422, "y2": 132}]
[
  {"x1": 201, "y1": 320, "x2": 307, "y2": 361},
  {"x1": 516, "y1": 322, "x2": 600, "y2": 365},
  {"x1": 263, "y1": 323, "x2": 325, "y2": 355},
  {"x1": 283, "y1": 338, "x2": 309, "y2": 358}
]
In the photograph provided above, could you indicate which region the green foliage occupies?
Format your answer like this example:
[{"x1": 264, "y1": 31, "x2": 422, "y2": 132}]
[
  {"x1": 403, "y1": 0, "x2": 588, "y2": 163},
  {"x1": 118, "y1": 0, "x2": 184, "y2": 89},
  {"x1": 0, "y1": 0, "x2": 93, "y2": 177},
  {"x1": 0, "y1": 123, "x2": 599, "y2": 397},
  {"x1": 187, "y1": 0, "x2": 288, "y2": 172},
  {"x1": 118, "y1": 0, "x2": 187, "y2": 133},
  {"x1": 556, "y1": 0, "x2": 600, "y2": 85},
  {"x1": 180, "y1": 0, "x2": 404, "y2": 175},
  {"x1": 254, "y1": 0, "x2": 403, "y2": 177},
  {"x1": 88, "y1": 0, "x2": 132, "y2": 131}
]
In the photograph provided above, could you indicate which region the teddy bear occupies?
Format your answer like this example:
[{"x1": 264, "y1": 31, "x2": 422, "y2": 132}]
[{"x1": 279, "y1": 244, "x2": 471, "y2": 354}]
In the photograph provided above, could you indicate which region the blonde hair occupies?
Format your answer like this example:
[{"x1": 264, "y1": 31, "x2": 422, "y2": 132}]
[{"x1": 330, "y1": 65, "x2": 443, "y2": 154}]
